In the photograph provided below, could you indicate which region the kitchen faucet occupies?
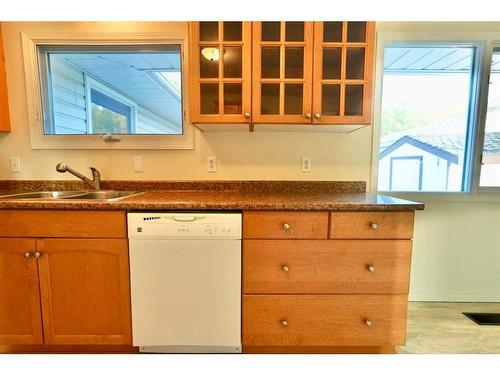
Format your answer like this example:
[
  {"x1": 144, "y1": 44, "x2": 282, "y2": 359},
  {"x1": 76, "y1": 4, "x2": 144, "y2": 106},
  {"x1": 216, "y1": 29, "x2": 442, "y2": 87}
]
[{"x1": 56, "y1": 163, "x2": 101, "y2": 190}]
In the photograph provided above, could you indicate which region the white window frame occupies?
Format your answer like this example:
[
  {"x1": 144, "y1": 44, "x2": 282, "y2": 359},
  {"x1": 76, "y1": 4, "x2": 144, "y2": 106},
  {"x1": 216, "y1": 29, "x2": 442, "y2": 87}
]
[
  {"x1": 22, "y1": 31, "x2": 192, "y2": 150},
  {"x1": 371, "y1": 28, "x2": 500, "y2": 200}
]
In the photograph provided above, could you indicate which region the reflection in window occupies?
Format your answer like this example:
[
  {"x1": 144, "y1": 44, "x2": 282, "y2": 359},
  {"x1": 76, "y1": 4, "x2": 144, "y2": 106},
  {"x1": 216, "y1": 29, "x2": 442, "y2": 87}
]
[
  {"x1": 378, "y1": 45, "x2": 476, "y2": 192},
  {"x1": 38, "y1": 45, "x2": 183, "y2": 135}
]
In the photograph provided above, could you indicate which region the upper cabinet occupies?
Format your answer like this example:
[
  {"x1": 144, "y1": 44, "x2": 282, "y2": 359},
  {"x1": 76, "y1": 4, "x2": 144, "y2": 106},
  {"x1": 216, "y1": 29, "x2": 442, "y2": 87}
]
[
  {"x1": 189, "y1": 22, "x2": 252, "y2": 124},
  {"x1": 0, "y1": 24, "x2": 11, "y2": 132},
  {"x1": 252, "y1": 22, "x2": 313, "y2": 124},
  {"x1": 189, "y1": 21, "x2": 375, "y2": 128}
]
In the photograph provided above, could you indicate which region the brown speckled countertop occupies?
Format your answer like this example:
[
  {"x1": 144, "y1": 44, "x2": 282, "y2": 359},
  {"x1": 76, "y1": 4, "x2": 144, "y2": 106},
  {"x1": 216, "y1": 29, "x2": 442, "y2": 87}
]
[{"x1": 0, "y1": 180, "x2": 424, "y2": 211}]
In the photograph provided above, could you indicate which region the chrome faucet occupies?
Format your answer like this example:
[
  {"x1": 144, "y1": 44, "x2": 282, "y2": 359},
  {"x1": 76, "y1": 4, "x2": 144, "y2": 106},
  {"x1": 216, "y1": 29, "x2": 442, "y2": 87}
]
[{"x1": 56, "y1": 163, "x2": 101, "y2": 190}]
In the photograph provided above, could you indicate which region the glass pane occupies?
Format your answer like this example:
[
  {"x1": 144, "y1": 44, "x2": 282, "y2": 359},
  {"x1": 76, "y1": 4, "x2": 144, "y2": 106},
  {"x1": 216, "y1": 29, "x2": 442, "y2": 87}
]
[
  {"x1": 224, "y1": 83, "x2": 242, "y2": 114},
  {"x1": 347, "y1": 22, "x2": 366, "y2": 42},
  {"x1": 223, "y1": 47, "x2": 242, "y2": 78},
  {"x1": 322, "y1": 48, "x2": 342, "y2": 79},
  {"x1": 346, "y1": 48, "x2": 365, "y2": 79},
  {"x1": 378, "y1": 46, "x2": 475, "y2": 192},
  {"x1": 200, "y1": 46, "x2": 219, "y2": 78},
  {"x1": 323, "y1": 22, "x2": 343, "y2": 42},
  {"x1": 479, "y1": 49, "x2": 500, "y2": 187},
  {"x1": 42, "y1": 46, "x2": 183, "y2": 135},
  {"x1": 261, "y1": 47, "x2": 280, "y2": 78},
  {"x1": 261, "y1": 83, "x2": 280, "y2": 115},
  {"x1": 200, "y1": 83, "x2": 219, "y2": 114},
  {"x1": 285, "y1": 47, "x2": 304, "y2": 79},
  {"x1": 284, "y1": 84, "x2": 303, "y2": 115},
  {"x1": 285, "y1": 22, "x2": 304, "y2": 42},
  {"x1": 200, "y1": 22, "x2": 219, "y2": 41},
  {"x1": 345, "y1": 85, "x2": 363, "y2": 115},
  {"x1": 223, "y1": 22, "x2": 242, "y2": 41},
  {"x1": 262, "y1": 22, "x2": 281, "y2": 41},
  {"x1": 322, "y1": 84, "x2": 340, "y2": 116}
]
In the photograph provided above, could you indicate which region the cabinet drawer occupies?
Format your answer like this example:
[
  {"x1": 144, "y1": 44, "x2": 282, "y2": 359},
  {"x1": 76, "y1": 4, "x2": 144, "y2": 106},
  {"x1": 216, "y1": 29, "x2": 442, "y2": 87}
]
[
  {"x1": 330, "y1": 212, "x2": 414, "y2": 239},
  {"x1": 243, "y1": 211, "x2": 328, "y2": 239},
  {"x1": 0, "y1": 210, "x2": 126, "y2": 238},
  {"x1": 243, "y1": 294, "x2": 408, "y2": 347},
  {"x1": 243, "y1": 240, "x2": 412, "y2": 294}
]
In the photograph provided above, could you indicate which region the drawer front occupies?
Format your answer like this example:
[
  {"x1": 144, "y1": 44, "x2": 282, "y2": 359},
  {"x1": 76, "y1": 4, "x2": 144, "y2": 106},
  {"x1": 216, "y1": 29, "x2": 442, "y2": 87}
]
[
  {"x1": 243, "y1": 240, "x2": 412, "y2": 294},
  {"x1": 243, "y1": 294, "x2": 408, "y2": 347},
  {"x1": 330, "y1": 212, "x2": 414, "y2": 239},
  {"x1": 0, "y1": 210, "x2": 126, "y2": 238},
  {"x1": 243, "y1": 211, "x2": 328, "y2": 239}
]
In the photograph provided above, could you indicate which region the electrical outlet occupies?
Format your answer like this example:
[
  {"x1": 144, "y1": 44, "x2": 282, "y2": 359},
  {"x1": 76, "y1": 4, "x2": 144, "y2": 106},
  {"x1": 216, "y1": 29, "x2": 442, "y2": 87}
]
[
  {"x1": 133, "y1": 156, "x2": 144, "y2": 172},
  {"x1": 301, "y1": 157, "x2": 311, "y2": 172},
  {"x1": 207, "y1": 157, "x2": 217, "y2": 173},
  {"x1": 10, "y1": 157, "x2": 21, "y2": 173}
]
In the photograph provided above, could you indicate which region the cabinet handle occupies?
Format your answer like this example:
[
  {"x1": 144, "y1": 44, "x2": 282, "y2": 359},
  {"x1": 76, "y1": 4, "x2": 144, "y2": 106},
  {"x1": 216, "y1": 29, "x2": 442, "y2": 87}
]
[
  {"x1": 282, "y1": 265, "x2": 289, "y2": 273},
  {"x1": 24, "y1": 252, "x2": 32, "y2": 258},
  {"x1": 244, "y1": 112, "x2": 251, "y2": 118},
  {"x1": 367, "y1": 265, "x2": 376, "y2": 273},
  {"x1": 314, "y1": 113, "x2": 321, "y2": 119},
  {"x1": 364, "y1": 319, "x2": 373, "y2": 327},
  {"x1": 305, "y1": 112, "x2": 312, "y2": 119},
  {"x1": 281, "y1": 320, "x2": 288, "y2": 327},
  {"x1": 34, "y1": 252, "x2": 42, "y2": 258},
  {"x1": 283, "y1": 223, "x2": 290, "y2": 230},
  {"x1": 371, "y1": 223, "x2": 379, "y2": 230}
]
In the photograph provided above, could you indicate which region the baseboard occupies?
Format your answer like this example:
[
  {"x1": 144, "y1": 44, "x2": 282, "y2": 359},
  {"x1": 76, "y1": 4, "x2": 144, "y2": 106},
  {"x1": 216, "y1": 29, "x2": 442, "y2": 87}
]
[{"x1": 409, "y1": 294, "x2": 500, "y2": 302}]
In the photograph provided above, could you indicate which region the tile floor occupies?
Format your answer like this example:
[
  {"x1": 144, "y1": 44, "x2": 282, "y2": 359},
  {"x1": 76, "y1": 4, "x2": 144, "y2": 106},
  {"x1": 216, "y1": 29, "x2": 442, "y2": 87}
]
[{"x1": 397, "y1": 302, "x2": 500, "y2": 354}]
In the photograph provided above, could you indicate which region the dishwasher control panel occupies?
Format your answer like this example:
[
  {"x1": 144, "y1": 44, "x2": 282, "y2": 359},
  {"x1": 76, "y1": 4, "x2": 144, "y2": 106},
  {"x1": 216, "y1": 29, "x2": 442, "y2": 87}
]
[{"x1": 127, "y1": 212, "x2": 242, "y2": 239}]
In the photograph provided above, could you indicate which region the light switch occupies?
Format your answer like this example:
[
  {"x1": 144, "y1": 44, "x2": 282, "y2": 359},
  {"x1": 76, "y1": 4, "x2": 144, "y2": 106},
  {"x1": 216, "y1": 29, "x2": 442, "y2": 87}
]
[{"x1": 133, "y1": 156, "x2": 144, "y2": 172}]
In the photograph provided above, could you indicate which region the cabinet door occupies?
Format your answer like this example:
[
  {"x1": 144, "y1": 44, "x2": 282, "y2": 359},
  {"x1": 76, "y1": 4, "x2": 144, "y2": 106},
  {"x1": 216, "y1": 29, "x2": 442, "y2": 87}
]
[
  {"x1": 312, "y1": 22, "x2": 375, "y2": 125},
  {"x1": 37, "y1": 239, "x2": 132, "y2": 345},
  {"x1": 190, "y1": 22, "x2": 252, "y2": 124},
  {"x1": 0, "y1": 24, "x2": 11, "y2": 132},
  {"x1": 252, "y1": 22, "x2": 314, "y2": 124},
  {"x1": 0, "y1": 239, "x2": 43, "y2": 344}
]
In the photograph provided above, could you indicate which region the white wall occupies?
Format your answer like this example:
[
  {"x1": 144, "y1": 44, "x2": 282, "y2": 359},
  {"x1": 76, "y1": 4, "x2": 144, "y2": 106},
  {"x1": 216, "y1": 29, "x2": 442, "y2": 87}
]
[{"x1": 0, "y1": 21, "x2": 499, "y2": 302}]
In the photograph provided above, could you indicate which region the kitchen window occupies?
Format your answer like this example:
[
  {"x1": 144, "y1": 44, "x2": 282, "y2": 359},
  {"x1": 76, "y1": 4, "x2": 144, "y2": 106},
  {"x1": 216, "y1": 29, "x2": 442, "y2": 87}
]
[
  {"x1": 22, "y1": 32, "x2": 192, "y2": 149},
  {"x1": 377, "y1": 45, "x2": 480, "y2": 192}
]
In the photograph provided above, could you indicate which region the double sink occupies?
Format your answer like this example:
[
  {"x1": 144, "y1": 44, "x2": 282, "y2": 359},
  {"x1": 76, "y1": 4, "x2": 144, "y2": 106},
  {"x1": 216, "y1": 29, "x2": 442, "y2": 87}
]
[{"x1": 0, "y1": 190, "x2": 139, "y2": 201}]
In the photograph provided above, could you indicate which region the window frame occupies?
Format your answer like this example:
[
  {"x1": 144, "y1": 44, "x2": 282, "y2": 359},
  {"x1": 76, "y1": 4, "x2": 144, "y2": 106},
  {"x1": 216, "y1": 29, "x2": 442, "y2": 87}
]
[
  {"x1": 371, "y1": 29, "x2": 500, "y2": 197},
  {"x1": 22, "y1": 31, "x2": 192, "y2": 150}
]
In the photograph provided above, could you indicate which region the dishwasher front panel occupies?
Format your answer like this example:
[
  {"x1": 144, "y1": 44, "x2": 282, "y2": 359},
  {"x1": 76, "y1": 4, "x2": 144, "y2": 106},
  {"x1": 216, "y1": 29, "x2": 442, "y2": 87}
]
[{"x1": 129, "y1": 238, "x2": 241, "y2": 352}]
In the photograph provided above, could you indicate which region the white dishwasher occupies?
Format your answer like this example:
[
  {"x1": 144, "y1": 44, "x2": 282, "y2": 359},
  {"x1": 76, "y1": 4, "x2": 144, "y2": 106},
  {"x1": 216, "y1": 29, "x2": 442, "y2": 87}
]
[{"x1": 127, "y1": 212, "x2": 242, "y2": 353}]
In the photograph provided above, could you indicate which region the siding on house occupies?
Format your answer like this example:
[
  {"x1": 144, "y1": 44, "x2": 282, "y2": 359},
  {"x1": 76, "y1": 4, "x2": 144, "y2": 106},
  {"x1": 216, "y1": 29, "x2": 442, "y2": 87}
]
[{"x1": 48, "y1": 55, "x2": 179, "y2": 135}]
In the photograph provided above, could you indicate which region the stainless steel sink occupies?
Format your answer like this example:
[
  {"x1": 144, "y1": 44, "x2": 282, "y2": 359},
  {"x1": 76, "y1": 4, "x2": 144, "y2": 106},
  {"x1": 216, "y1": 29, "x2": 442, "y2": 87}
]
[{"x1": 0, "y1": 190, "x2": 139, "y2": 201}]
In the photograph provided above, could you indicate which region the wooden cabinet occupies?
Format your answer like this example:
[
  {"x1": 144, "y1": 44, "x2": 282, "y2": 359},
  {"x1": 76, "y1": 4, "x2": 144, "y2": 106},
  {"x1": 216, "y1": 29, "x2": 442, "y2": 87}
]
[
  {"x1": 0, "y1": 24, "x2": 11, "y2": 132},
  {"x1": 242, "y1": 210, "x2": 415, "y2": 353},
  {"x1": 189, "y1": 22, "x2": 252, "y2": 124},
  {"x1": 0, "y1": 211, "x2": 132, "y2": 348},
  {"x1": 189, "y1": 21, "x2": 375, "y2": 127}
]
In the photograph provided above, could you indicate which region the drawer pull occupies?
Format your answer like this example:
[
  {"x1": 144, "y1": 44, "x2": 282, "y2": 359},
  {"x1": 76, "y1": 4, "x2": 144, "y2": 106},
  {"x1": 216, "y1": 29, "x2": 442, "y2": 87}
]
[
  {"x1": 281, "y1": 320, "x2": 288, "y2": 327},
  {"x1": 282, "y1": 265, "x2": 289, "y2": 273},
  {"x1": 283, "y1": 223, "x2": 291, "y2": 230},
  {"x1": 367, "y1": 265, "x2": 376, "y2": 273},
  {"x1": 24, "y1": 252, "x2": 32, "y2": 258},
  {"x1": 364, "y1": 319, "x2": 373, "y2": 327},
  {"x1": 370, "y1": 223, "x2": 379, "y2": 230}
]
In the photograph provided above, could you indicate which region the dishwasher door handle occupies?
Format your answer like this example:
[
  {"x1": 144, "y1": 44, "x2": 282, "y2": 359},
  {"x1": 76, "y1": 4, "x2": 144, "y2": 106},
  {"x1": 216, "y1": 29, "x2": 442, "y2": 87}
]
[{"x1": 171, "y1": 216, "x2": 205, "y2": 222}]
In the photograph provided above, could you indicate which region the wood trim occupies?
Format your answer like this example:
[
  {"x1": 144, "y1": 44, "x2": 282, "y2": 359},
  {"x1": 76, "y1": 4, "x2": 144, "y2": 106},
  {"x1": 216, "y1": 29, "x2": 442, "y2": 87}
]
[
  {"x1": 243, "y1": 345, "x2": 395, "y2": 354},
  {"x1": 0, "y1": 345, "x2": 138, "y2": 353},
  {"x1": 0, "y1": 24, "x2": 11, "y2": 132},
  {"x1": 37, "y1": 239, "x2": 132, "y2": 345},
  {"x1": 0, "y1": 210, "x2": 127, "y2": 238}
]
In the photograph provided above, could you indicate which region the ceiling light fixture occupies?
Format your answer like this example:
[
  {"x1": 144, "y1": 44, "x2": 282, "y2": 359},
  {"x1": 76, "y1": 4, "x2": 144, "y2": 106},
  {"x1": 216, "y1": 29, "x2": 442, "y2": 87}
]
[{"x1": 201, "y1": 47, "x2": 220, "y2": 61}]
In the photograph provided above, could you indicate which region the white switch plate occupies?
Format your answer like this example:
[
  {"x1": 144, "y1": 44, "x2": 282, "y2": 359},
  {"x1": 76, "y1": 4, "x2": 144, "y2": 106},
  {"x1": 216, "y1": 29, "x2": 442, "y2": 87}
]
[
  {"x1": 301, "y1": 157, "x2": 311, "y2": 172},
  {"x1": 207, "y1": 157, "x2": 217, "y2": 172},
  {"x1": 10, "y1": 157, "x2": 21, "y2": 173},
  {"x1": 133, "y1": 156, "x2": 144, "y2": 172}
]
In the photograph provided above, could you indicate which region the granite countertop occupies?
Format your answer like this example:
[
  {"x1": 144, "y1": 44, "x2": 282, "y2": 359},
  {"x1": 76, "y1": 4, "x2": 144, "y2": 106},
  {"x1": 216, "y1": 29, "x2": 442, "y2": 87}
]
[{"x1": 0, "y1": 180, "x2": 424, "y2": 211}]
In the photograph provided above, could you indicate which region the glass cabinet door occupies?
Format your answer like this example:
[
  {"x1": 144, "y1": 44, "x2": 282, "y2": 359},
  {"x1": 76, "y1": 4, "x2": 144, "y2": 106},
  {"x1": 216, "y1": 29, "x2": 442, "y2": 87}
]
[
  {"x1": 190, "y1": 22, "x2": 252, "y2": 123},
  {"x1": 252, "y1": 22, "x2": 313, "y2": 124},
  {"x1": 312, "y1": 22, "x2": 375, "y2": 125}
]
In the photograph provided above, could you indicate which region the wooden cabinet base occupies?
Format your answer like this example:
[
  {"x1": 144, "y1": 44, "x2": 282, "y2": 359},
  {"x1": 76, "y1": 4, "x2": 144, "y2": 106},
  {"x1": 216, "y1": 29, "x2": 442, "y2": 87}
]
[
  {"x1": 0, "y1": 345, "x2": 139, "y2": 353},
  {"x1": 243, "y1": 345, "x2": 395, "y2": 354}
]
